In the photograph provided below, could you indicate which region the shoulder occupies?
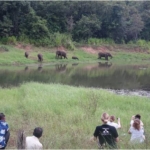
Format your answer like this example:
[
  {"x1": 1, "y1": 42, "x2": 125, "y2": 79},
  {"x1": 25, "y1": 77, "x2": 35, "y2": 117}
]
[
  {"x1": 95, "y1": 125, "x2": 102, "y2": 129},
  {"x1": 26, "y1": 136, "x2": 33, "y2": 141},
  {"x1": 0, "y1": 121, "x2": 9, "y2": 130}
]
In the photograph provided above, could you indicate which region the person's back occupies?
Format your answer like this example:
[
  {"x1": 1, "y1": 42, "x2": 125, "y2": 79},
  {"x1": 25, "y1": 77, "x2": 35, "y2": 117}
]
[
  {"x1": 0, "y1": 113, "x2": 10, "y2": 149},
  {"x1": 128, "y1": 118, "x2": 145, "y2": 143},
  {"x1": 94, "y1": 124, "x2": 118, "y2": 148},
  {"x1": 92, "y1": 113, "x2": 119, "y2": 149},
  {"x1": 26, "y1": 136, "x2": 43, "y2": 149},
  {"x1": 26, "y1": 127, "x2": 43, "y2": 150}
]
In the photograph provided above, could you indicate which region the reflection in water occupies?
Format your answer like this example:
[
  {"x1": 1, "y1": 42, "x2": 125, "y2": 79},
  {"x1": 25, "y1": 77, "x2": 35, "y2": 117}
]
[
  {"x1": 1, "y1": 63, "x2": 150, "y2": 97},
  {"x1": 37, "y1": 64, "x2": 43, "y2": 72},
  {"x1": 72, "y1": 63, "x2": 78, "y2": 66},
  {"x1": 55, "y1": 64, "x2": 67, "y2": 72},
  {"x1": 98, "y1": 62, "x2": 112, "y2": 68},
  {"x1": 24, "y1": 66, "x2": 29, "y2": 71}
]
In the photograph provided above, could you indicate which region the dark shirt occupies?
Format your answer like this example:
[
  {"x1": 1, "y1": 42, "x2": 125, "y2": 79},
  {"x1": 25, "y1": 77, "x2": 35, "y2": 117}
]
[
  {"x1": 93, "y1": 124, "x2": 118, "y2": 148},
  {"x1": 0, "y1": 121, "x2": 9, "y2": 149}
]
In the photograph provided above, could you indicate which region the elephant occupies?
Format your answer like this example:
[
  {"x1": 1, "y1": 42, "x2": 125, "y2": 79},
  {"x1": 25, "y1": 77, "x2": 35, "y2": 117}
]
[
  {"x1": 56, "y1": 50, "x2": 67, "y2": 59},
  {"x1": 98, "y1": 52, "x2": 113, "y2": 60},
  {"x1": 37, "y1": 54, "x2": 43, "y2": 62},
  {"x1": 72, "y1": 56, "x2": 79, "y2": 60},
  {"x1": 25, "y1": 51, "x2": 29, "y2": 58}
]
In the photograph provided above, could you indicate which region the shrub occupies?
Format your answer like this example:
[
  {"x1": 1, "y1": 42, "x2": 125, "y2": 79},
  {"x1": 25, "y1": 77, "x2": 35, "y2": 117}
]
[
  {"x1": 50, "y1": 32, "x2": 76, "y2": 50},
  {"x1": 0, "y1": 36, "x2": 17, "y2": 45},
  {"x1": 0, "y1": 46, "x2": 9, "y2": 52},
  {"x1": 87, "y1": 38, "x2": 115, "y2": 45}
]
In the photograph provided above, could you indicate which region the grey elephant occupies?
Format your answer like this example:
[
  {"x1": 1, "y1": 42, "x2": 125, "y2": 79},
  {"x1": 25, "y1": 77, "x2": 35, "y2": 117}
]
[
  {"x1": 25, "y1": 52, "x2": 29, "y2": 58},
  {"x1": 56, "y1": 50, "x2": 67, "y2": 59},
  {"x1": 98, "y1": 52, "x2": 113, "y2": 60},
  {"x1": 37, "y1": 54, "x2": 43, "y2": 62}
]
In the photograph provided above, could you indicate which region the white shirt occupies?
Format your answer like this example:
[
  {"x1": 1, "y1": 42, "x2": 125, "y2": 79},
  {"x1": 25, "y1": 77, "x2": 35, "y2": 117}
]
[
  {"x1": 129, "y1": 127, "x2": 145, "y2": 143},
  {"x1": 107, "y1": 121, "x2": 120, "y2": 129},
  {"x1": 26, "y1": 136, "x2": 43, "y2": 150}
]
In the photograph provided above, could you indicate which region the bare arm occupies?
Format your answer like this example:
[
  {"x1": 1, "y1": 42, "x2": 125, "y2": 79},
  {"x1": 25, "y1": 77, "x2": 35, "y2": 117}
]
[
  {"x1": 115, "y1": 137, "x2": 119, "y2": 142},
  {"x1": 90, "y1": 136, "x2": 97, "y2": 142},
  {"x1": 117, "y1": 118, "x2": 121, "y2": 128},
  {"x1": 128, "y1": 130, "x2": 131, "y2": 134}
]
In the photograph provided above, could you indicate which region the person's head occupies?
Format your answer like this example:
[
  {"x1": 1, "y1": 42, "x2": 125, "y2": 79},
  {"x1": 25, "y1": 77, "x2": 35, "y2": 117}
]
[
  {"x1": 33, "y1": 127, "x2": 43, "y2": 138},
  {"x1": 133, "y1": 118, "x2": 141, "y2": 130},
  {"x1": 101, "y1": 112, "x2": 109, "y2": 124},
  {"x1": 135, "y1": 114, "x2": 141, "y2": 120},
  {"x1": 0, "y1": 113, "x2": 5, "y2": 121},
  {"x1": 109, "y1": 115, "x2": 115, "y2": 122}
]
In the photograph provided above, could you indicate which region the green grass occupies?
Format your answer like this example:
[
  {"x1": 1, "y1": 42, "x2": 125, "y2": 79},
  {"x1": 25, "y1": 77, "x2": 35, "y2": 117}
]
[
  {"x1": 1, "y1": 82, "x2": 150, "y2": 149},
  {"x1": 0, "y1": 44, "x2": 150, "y2": 66}
]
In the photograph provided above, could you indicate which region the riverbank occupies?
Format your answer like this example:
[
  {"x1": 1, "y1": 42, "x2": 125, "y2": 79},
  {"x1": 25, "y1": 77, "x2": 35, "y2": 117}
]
[
  {"x1": 0, "y1": 43, "x2": 150, "y2": 65},
  {"x1": 1, "y1": 82, "x2": 150, "y2": 149}
]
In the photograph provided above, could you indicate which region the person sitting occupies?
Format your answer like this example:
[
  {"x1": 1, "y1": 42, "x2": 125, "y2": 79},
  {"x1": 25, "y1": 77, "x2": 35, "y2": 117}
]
[
  {"x1": 128, "y1": 118, "x2": 145, "y2": 143},
  {"x1": 90, "y1": 112, "x2": 119, "y2": 149},
  {"x1": 107, "y1": 115, "x2": 121, "y2": 129},
  {"x1": 26, "y1": 127, "x2": 43, "y2": 149},
  {"x1": 0, "y1": 113, "x2": 10, "y2": 149},
  {"x1": 130, "y1": 114, "x2": 144, "y2": 127}
]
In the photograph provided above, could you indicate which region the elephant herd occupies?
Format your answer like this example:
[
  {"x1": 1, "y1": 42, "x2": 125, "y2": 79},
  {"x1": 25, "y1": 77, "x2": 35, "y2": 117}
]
[
  {"x1": 24, "y1": 51, "x2": 43, "y2": 62},
  {"x1": 24, "y1": 50, "x2": 113, "y2": 62},
  {"x1": 55, "y1": 50, "x2": 113, "y2": 61}
]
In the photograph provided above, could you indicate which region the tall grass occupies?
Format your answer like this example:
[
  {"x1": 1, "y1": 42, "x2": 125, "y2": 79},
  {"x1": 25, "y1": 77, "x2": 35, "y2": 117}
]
[{"x1": 0, "y1": 82, "x2": 150, "y2": 149}]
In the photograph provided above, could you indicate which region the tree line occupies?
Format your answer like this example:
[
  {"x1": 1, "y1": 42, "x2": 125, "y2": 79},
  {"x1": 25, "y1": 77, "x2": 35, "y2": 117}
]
[{"x1": 0, "y1": 1, "x2": 150, "y2": 47}]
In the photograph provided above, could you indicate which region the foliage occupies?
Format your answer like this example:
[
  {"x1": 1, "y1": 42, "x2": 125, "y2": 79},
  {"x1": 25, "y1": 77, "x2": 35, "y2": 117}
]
[
  {"x1": 0, "y1": 36, "x2": 17, "y2": 45},
  {"x1": 87, "y1": 38, "x2": 115, "y2": 45},
  {"x1": 50, "y1": 32, "x2": 76, "y2": 50},
  {"x1": 0, "y1": 45, "x2": 9, "y2": 52},
  {"x1": 0, "y1": 1, "x2": 150, "y2": 45},
  {"x1": 72, "y1": 14, "x2": 101, "y2": 41}
]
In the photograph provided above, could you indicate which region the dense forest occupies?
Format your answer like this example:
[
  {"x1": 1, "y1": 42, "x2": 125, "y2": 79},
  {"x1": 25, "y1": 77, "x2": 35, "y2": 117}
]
[{"x1": 0, "y1": 1, "x2": 150, "y2": 47}]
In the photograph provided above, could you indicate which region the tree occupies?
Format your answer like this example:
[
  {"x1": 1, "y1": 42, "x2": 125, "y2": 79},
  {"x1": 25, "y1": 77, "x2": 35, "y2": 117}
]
[
  {"x1": 21, "y1": 8, "x2": 50, "y2": 40},
  {"x1": 72, "y1": 14, "x2": 101, "y2": 41},
  {"x1": 121, "y1": 5, "x2": 144, "y2": 42}
]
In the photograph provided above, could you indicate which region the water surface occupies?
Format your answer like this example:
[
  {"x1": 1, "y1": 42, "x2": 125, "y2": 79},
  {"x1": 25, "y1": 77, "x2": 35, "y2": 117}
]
[{"x1": 0, "y1": 62, "x2": 150, "y2": 97}]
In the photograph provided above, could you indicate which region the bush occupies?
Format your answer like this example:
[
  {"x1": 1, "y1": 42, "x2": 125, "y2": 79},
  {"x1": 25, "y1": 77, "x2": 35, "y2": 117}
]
[
  {"x1": 87, "y1": 38, "x2": 115, "y2": 45},
  {"x1": 0, "y1": 46, "x2": 9, "y2": 52},
  {"x1": 50, "y1": 32, "x2": 76, "y2": 50},
  {"x1": 7, "y1": 36, "x2": 17, "y2": 45},
  {"x1": 0, "y1": 36, "x2": 17, "y2": 45},
  {"x1": 18, "y1": 34, "x2": 30, "y2": 44}
]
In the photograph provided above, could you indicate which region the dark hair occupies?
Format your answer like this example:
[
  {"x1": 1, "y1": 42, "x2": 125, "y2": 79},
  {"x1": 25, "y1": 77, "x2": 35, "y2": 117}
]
[
  {"x1": 133, "y1": 119, "x2": 140, "y2": 130},
  {"x1": 33, "y1": 127, "x2": 43, "y2": 138},
  {"x1": 0, "y1": 113, "x2": 5, "y2": 120},
  {"x1": 135, "y1": 114, "x2": 141, "y2": 120}
]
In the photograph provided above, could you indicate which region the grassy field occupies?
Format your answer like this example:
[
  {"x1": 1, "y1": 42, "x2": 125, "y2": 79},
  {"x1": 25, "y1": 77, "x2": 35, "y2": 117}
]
[
  {"x1": 0, "y1": 44, "x2": 150, "y2": 66},
  {"x1": 0, "y1": 82, "x2": 150, "y2": 149}
]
